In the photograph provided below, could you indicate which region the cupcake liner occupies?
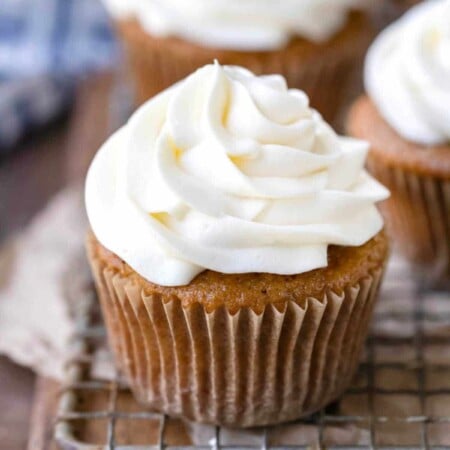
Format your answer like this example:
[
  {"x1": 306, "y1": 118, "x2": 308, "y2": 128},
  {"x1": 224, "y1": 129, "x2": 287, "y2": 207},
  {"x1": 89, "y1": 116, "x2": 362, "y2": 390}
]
[
  {"x1": 368, "y1": 158, "x2": 450, "y2": 286},
  {"x1": 89, "y1": 251, "x2": 384, "y2": 427},
  {"x1": 116, "y1": 19, "x2": 370, "y2": 126}
]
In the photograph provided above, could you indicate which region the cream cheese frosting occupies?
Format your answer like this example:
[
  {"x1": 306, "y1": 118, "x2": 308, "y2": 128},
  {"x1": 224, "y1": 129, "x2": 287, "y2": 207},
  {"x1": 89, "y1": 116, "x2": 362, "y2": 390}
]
[
  {"x1": 365, "y1": 0, "x2": 450, "y2": 146},
  {"x1": 86, "y1": 64, "x2": 389, "y2": 286},
  {"x1": 102, "y1": 0, "x2": 371, "y2": 50}
]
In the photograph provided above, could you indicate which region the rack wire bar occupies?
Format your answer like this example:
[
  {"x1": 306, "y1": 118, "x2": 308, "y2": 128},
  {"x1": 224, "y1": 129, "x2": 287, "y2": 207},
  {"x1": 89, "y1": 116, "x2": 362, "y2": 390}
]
[{"x1": 54, "y1": 255, "x2": 450, "y2": 450}]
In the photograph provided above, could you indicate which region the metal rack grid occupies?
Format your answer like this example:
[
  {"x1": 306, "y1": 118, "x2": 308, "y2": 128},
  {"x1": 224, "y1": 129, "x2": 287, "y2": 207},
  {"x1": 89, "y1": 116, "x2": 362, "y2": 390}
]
[{"x1": 54, "y1": 254, "x2": 450, "y2": 450}]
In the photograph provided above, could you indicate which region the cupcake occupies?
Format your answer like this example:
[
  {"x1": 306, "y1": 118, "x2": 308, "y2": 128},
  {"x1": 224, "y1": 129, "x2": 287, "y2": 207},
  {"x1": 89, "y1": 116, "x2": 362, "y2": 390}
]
[
  {"x1": 347, "y1": 0, "x2": 450, "y2": 287},
  {"x1": 85, "y1": 63, "x2": 389, "y2": 427},
  {"x1": 378, "y1": 0, "x2": 423, "y2": 24},
  {"x1": 390, "y1": 0, "x2": 423, "y2": 12},
  {"x1": 102, "y1": 0, "x2": 380, "y2": 124}
]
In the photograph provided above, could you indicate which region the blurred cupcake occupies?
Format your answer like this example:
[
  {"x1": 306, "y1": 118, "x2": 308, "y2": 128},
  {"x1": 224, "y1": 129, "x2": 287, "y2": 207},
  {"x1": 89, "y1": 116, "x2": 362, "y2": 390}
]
[
  {"x1": 348, "y1": 0, "x2": 450, "y2": 286},
  {"x1": 103, "y1": 0, "x2": 380, "y2": 124},
  {"x1": 377, "y1": 0, "x2": 423, "y2": 24},
  {"x1": 86, "y1": 63, "x2": 389, "y2": 427},
  {"x1": 390, "y1": 0, "x2": 423, "y2": 13}
]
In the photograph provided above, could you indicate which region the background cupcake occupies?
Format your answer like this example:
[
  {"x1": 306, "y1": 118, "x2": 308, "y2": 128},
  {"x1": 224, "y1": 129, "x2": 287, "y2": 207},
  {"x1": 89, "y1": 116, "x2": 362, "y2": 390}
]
[
  {"x1": 348, "y1": 0, "x2": 450, "y2": 286},
  {"x1": 390, "y1": 0, "x2": 423, "y2": 12},
  {"x1": 102, "y1": 0, "x2": 380, "y2": 125},
  {"x1": 86, "y1": 63, "x2": 389, "y2": 427}
]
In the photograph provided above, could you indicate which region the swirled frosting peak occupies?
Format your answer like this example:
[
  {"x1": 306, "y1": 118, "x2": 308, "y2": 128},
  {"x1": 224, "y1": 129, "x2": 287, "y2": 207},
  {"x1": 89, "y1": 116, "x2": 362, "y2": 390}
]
[
  {"x1": 102, "y1": 0, "x2": 370, "y2": 50},
  {"x1": 365, "y1": 0, "x2": 450, "y2": 146},
  {"x1": 86, "y1": 64, "x2": 388, "y2": 286}
]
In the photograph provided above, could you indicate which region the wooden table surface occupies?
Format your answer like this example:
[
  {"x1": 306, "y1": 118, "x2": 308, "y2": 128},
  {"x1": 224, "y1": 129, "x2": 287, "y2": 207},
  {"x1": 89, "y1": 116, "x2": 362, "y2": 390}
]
[{"x1": 0, "y1": 73, "x2": 114, "y2": 450}]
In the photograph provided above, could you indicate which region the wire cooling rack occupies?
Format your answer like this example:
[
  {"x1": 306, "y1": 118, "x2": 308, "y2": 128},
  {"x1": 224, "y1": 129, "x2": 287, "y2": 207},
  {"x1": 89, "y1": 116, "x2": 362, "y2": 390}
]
[{"x1": 54, "y1": 253, "x2": 450, "y2": 450}]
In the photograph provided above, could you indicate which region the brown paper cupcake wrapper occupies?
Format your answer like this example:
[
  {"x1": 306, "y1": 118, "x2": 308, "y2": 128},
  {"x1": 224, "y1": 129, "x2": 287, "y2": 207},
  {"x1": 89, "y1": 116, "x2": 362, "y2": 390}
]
[
  {"x1": 90, "y1": 253, "x2": 383, "y2": 427},
  {"x1": 368, "y1": 159, "x2": 450, "y2": 286},
  {"x1": 116, "y1": 20, "x2": 369, "y2": 127}
]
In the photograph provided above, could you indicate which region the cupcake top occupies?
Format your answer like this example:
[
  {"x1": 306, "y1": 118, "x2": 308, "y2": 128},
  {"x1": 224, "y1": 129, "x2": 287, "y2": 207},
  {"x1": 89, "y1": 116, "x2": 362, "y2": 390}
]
[
  {"x1": 365, "y1": 0, "x2": 450, "y2": 146},
  {"x1": 86, "y1": 63, "x2": 388, "y2": 286},
  {"x1": 102, "y1": 0, "x2": 372, "y2": 50}
]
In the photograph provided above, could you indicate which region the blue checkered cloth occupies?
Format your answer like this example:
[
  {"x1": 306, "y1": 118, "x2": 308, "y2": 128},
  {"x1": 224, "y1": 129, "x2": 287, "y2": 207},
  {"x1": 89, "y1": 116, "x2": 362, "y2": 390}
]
[{"x1": 0, "y1": 0, "x2": 118, "y2": 152}]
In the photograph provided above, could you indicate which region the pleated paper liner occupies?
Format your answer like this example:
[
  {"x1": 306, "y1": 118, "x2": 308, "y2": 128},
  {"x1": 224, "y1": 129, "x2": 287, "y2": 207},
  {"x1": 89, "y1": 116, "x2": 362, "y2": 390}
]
[
  {"x1": 88, "y1": 245, "x2": 385, "y2": 427},
  {"x1": 115, "y1": 11, "x2": 374, "y2": 126},
  {"x1": 368, "y1": 158, "x2": 450, "y2": 288}
]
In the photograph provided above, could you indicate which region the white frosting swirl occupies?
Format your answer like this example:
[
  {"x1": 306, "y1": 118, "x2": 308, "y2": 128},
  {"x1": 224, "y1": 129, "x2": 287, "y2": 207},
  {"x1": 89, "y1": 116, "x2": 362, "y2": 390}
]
[
  {"x1": 86, "y1": 64, "x2": 388, "y2": 286},
  {"x1": 365, "y1": 0, "x2": 450, "y2": 146},
  {"x1": 102, "y1": 0, "x2": 370, "y2": 50}
]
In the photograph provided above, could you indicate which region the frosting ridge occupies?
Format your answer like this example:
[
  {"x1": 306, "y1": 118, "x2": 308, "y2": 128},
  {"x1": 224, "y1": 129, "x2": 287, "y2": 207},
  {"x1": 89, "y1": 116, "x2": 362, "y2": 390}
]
[
  {"x1": 102, "y1": 0, "x2": 370, "y2": 50},
  {"x1": 86, "y1": 64, "x2": 388, "y2": 286},
  {"x1": 365, "y1": 0, "x2": 450, "y2": 146}
]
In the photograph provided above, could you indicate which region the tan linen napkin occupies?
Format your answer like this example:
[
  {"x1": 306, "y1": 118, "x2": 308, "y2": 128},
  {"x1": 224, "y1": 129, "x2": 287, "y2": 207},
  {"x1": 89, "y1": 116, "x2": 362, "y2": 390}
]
[{"x1": 0, "y1": 186, "x2": 114, "y2": 379}]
